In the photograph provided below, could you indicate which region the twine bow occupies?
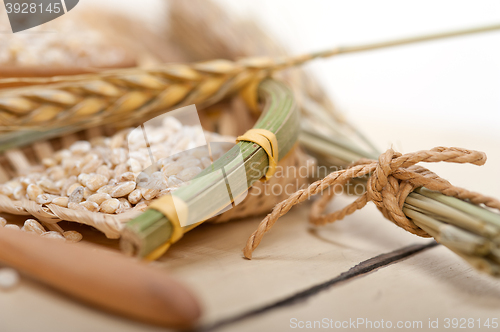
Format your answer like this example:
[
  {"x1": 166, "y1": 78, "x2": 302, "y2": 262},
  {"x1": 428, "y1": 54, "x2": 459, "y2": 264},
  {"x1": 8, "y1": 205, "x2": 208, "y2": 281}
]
[{"x1": 244, "y1": 147, "x2": 500, "y2": 259}]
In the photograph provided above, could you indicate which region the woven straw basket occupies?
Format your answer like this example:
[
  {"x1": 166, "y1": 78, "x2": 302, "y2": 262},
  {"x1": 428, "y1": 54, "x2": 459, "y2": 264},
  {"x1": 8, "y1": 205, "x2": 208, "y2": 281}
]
[{"x1": 0, "y1": 102, "x2": 313, "y2": 239}]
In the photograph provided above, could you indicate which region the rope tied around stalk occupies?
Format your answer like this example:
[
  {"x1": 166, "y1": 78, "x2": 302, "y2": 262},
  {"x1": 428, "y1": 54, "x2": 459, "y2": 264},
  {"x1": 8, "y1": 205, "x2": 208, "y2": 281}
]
[{"x1": 243, "y1": 146, "x2": 500, "y2": 259}]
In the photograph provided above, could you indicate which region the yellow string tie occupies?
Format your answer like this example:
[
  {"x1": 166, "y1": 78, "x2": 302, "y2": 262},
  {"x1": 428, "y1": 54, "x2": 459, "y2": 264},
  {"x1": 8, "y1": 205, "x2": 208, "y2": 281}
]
[
  {"x1": 145, "y1": 195, "x2": 188, "y2": 261},
  {"x1": 237, "y1": 128, "x2": 278, "y2": 181}
]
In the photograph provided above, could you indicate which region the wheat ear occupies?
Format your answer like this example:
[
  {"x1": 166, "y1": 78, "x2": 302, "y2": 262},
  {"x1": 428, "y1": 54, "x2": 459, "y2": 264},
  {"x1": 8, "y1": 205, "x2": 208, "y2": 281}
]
[{"x1": 0, "y1": 23, "x2": 499, "y2": 151}]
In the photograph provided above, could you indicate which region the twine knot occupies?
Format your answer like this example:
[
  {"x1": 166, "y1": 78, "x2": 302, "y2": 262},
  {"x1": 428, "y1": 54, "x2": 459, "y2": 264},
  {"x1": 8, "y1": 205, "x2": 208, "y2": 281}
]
[
  {"x1": 354, "y1": 149, "x2": 433, "y2": 236},
  {"x1": 243, "y1": 146, "x2": 497, "y2": 259}
]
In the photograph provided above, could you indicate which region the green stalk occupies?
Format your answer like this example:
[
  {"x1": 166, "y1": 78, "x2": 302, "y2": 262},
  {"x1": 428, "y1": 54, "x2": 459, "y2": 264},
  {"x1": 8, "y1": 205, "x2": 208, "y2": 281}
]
[{"x1": 415, "y1": 187, "x2": 500, "y2": 229}]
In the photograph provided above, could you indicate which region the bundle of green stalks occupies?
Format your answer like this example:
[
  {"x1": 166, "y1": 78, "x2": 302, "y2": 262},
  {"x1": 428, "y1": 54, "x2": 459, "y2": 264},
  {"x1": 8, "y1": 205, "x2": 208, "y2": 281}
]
[{"x1": 313, "y1": 145, "x2": 500, "y2": 276}]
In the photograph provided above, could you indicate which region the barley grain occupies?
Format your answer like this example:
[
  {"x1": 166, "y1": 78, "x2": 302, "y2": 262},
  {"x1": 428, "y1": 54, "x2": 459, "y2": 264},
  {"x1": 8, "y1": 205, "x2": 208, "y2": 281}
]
[
  {"x1": 118, "y1": 172, "x2": 135, "y2": 182},
  {"x1": 62, "y1": 159, "x2": 81, "y2": 176},
  {"x1": 162, "y1": 116, "x2": 183, "y2": 133},
  {"x1": 13, "y1": 186, "x2": 26, "y2": 200},
  {"x1": 36, "y1": 194, "x2": 59, "y2": 204},
  {"x1": 97, "y1": 184, "x2": 114, "y2": 194},
  {"x1": 159, "y1": 188, "x2": 173, "y2": 197},
  {"x1": 42, "y1": 231, "x2": 65, "y2": 240},
  {"x1": 167, "y1": 175, "x2": 183, "y2": 187},
  {"x1": 127, "y1": 189, "x2": 142, "y2": 205},
  {"x1": 0, "y1": 185, "x2": 12, "y2": 197},
  {"x1": 110, "y1": 181, "x2": 136, "y2": 198},
  {"x1": 68, "y1": 202, "x2": 85, "y2": 211},
  {"x1": 20, "y1": 177, "x2": 35, "y2": 188},
  {"x1": 87, "y1": 193, "x2": 111, "y2": 205},
  {"x1": 161, "y1": 162, "x2": 183, "y2": 176},
  {"x1": 63, "y1": 231, "x2": 83, "y2": 243},
  {"x1": 191, "y1": 148, "x2": 209, "y2": 159},
  {"x1": 113, "y1": 163, "x2": 128, "y2": 178},
  {"x1": 110, "y1": 148, "x2": 127, "y2": 165},
  {"x1": 79, "y1": 201, "x2": 99, "y2": 212},
  {"x1": 5, "y1": 224, "x2": 20, "y2": 231},
  {"x1": 42, "y1": 158, "x2": 56, "y2": 168},
  {"x1": 22, "y1": 219, "x2": 45, "y2": 235},
  {"x1": 52, "y1": 196, "x2": 69, "y2": 207},
  {"x1": 86, "y1": 174, "x2": 108, "y2": 191},
  {"x1": 179, "y1": 158, "x2": 201, "y2": 169},
  {"x1": 172, "y1": 136, "x2": 191, "y2": 154},
  {"x1": 177, "y1": 166, "x2": 202, "y2": 181},
  {"x1": 96, "y1": 165, "x2": 113, "y2": 179},
  {"x1": 100, "y1": 198, "x2": 120, "y2": 214},
  {"x1": 66, "y1": 183, "x2": 81, "y2": 196},
  {"x1": 140, "y1": 172, "x2": 165, "y2": 200},
  {"x1": 26, "y1": 184, "x2": 43, "y2": 201},
  {"x1": 82, "y1": 153, "x2": 96, "y2": 165},
  {"x1": 133, "y1": 201, "x2": 148, "y2": 212},
  {"x1": 116, "y1": 198, "x2": 132, "y2": 214},
  {"x1": 61, "y1": 176, "x2": 77, "y2": 195},
  {"x1": 69, "y1": 186, "x2": 84, "y2": 203},
  {"x1": 141, "y1": 188, "x2": 160, "y2": 201},
  {"x1": 83, "y1": 187, "x2": 94, "y2": 199},
  {"x1": 5, "y1": 180, "x2": 20, "y2": 189},
  {"x1": 70, "y1": 141, "x2": 91, "y2": 154},
  {"x1": 77, "y1": 173, "x2": 90, "y2": 186},
  {"x1": 0, "y1": 268, "x2": 19, "y2": 290},
  {"x1": 37, "y1": 179, "x2": 59, "y2": 194},
  {"x1": 81, "y1": 157, "x2": 103, "y2": 173},
  {"x1": 110, "y1": 131, "x2": 128, "y2": 149},
  {"x1": 127, "y1": 159, "x2": 142, "y2": 173},
  {"x1": 201, "y1": 157, "x2": 212, "y2": 168},
  {"x1": 48, "y1": 166, "x2": 65, "y2": 181},
  {"x1": 54, "y1": 150, "x2": 69, "y2": 163},
  {"x1": 55, "y1": 179, "x2": 65, "y2": 190}
]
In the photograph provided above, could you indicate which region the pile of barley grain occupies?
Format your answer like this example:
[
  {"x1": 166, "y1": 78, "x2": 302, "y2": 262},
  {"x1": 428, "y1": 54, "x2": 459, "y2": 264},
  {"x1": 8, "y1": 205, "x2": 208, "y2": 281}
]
[
  {"x1": 0, "y1": 116, "x2": 233, "y2": 217},
  {"x1": 0, "y1": 13, "x2": 129, "y2": 68},
  {"x1": 0, "y1": 216, "x2": 82, "y2": 242}
]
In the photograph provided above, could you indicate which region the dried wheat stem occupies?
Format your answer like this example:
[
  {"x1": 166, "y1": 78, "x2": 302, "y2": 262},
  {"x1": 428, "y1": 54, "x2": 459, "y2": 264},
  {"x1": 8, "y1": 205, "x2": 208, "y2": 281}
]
[{"x1": 1, "y1": 23, "x2": 498, "y2": 150}]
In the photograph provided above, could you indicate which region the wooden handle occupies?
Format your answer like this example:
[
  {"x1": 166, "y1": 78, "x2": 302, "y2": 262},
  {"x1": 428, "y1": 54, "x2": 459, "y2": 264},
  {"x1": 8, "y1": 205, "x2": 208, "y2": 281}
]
[{"x1": 0, "y1": 227, "x2": 201, "y2": 329}]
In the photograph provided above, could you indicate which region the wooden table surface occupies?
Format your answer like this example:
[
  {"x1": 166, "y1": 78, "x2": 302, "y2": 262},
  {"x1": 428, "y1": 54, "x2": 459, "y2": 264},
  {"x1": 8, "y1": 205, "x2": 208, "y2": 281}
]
[{"x1": 1, "y1": 118, "x2": 499, "y2": 332}]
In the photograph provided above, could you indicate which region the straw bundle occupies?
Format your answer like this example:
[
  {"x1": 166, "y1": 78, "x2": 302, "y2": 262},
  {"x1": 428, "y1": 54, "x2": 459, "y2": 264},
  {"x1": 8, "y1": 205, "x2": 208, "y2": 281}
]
[{"x1": 244, "y1": 147, "x2": 500, "y2": 276}]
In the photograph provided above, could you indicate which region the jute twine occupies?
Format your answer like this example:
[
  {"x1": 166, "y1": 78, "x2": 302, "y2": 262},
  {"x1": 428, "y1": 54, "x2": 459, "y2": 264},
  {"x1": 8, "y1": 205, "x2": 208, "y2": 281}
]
[{"x1": 244, "y1": 147, "x2": 500, "y2": 259}]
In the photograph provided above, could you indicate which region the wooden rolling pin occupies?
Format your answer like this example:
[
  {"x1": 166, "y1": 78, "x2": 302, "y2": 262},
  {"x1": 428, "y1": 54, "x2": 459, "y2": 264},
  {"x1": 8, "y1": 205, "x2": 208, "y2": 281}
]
[{"x1": 0, "y1": 226, "x2": 201, "y2": 329}]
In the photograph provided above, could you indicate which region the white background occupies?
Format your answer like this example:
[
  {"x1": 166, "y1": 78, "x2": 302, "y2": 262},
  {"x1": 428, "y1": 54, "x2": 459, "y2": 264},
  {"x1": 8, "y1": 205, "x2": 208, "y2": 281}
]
[{"x1": 216, "y1": 0, "x2": 500, "y2": 135}]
